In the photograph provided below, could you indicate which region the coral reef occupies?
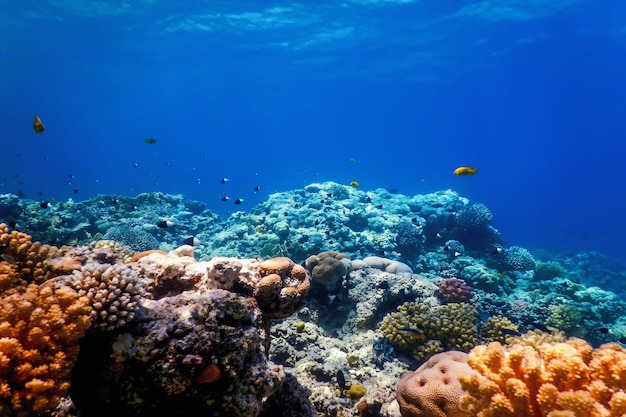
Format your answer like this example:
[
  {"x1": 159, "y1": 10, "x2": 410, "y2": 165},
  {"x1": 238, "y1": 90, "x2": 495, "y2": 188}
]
[
  {"x1": 459, "y1": 338, "x2": 626, "y2": 417},
  {"x1": 71, "y1": 289, "x2": 282, "y2": 417},
  {"x1": 397, "y1": 351, "x2": 476, "y2": 417},
  {"x1": 61, "y1": 263, "x2": 144, "y2": 331}
]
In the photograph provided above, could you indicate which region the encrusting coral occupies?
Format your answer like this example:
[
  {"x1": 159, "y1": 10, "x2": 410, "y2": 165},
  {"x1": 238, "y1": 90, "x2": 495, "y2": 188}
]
[{"x1": 459, "y1": 338, "x2": 626, "y2": 417}]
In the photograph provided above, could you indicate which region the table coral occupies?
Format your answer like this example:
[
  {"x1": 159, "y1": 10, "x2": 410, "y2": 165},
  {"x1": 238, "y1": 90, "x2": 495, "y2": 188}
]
[{"x1": 459, "y1": 338, "x2": 626, "y2": 417}]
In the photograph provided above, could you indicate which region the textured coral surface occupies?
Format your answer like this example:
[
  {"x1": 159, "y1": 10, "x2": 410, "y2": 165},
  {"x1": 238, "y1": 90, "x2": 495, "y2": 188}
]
[{"x1": 460, "y1": 339, "x2": 626, "y2": 417}]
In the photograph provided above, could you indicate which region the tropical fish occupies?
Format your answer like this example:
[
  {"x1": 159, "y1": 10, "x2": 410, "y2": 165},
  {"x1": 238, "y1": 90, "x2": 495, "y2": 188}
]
[
  {"x1": 157, "y1": 220, "x2": 174, "y2": 229},
  {"x1": 399, "y1": 328, "x2": 426, "y2": 341},
  {"x1": 349, "y1": 180, "x2": 360, "y2": 188},
  {"x1": 336, "y1": 370, "x2": 346, "y2": 392},
  {"x1": 33, "y1": 116, "x2": 45, "y2": 133},
  {"x1": 144, "y1": 138, "x2": 157, "y2": 144},
  {"x1": 453, "y1": 166, "x2": 478, "y2": 176},
  {"x1": 234, "y1": 198, "x2": 244, "y2": 205},
  {"x1": 183, "y1": 236, "x2": 201, "y2": 246},
  {"x1": 501, "y1": 328, "x2": 521, "y2": 337},
  {"x1": 220, "y1": 177, "x2": 229, "y2": 184},
  {"x1": 220, "y1": 196, "x2": 230, "y2": 202},
  {"x1": 0, "y1": 254, "x2": 17, "y2": 264}
]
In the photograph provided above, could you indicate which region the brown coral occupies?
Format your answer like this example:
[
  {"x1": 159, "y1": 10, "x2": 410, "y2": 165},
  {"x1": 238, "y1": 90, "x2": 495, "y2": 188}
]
[
  {"x1": 305, "y1": 251, "x2": 351, "y2": 292},
  {"x1": 397, "y1": 351, "x2": 476, "y2": 417},
  {"x1": 459, "y1": 339, "x2": 626, "y2": 417},
  {"x1": 255, "y1": 257, "x2": 310, "y2": 319}
]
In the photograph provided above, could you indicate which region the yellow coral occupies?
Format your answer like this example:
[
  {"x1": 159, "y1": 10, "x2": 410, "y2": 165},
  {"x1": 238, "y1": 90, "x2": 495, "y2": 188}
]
[
  {"x1": 479, "y1": 316, "x2": 519, "y2": 344},
  {"x1": 459, "y1": 339, "x2": 626, "y2": 417},
  {"x1": 380, "y1": 301, "x2": 477, "y2": 361}
]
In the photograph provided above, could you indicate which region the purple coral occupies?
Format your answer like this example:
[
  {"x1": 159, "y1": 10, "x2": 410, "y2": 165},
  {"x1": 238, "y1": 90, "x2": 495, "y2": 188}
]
[{"x1": 437, "y1": 277, "x2": 474, "y2": 304}]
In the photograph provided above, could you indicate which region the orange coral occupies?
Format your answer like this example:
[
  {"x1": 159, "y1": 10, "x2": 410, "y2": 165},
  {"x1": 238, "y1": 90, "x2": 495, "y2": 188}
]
[
  {"x1": 0, "y1": 224, "x2": 92, "y2": 416},
  {"x1": 459, "y1": 339, "x2": 626, "y2": 417},
  {"x1": 0, "y1": 283, "x2": 91, "y2": 416},
  {"x1": 0, "y1": 224, "x2": 60, "y2": 286}
]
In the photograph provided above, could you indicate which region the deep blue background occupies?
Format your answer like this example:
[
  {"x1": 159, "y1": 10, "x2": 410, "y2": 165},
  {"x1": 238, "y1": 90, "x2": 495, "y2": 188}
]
[{"x1": 1, "y1": 1, "x2": 625, "y2": 259}]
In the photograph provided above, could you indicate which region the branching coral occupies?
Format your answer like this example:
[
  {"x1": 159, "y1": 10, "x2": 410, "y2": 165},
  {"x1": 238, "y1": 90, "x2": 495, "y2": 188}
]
[
  {"x1": 0, "y1": 223, "x2": 60, "y2": 286},
  {"x1": 0, "y1": 224, "x2": 93, "y2": 415},
  {"x1": 0, "y1": 283, "x2": 91, "y2": 415},
  {"x1": 62, "y1": 263, "x2": 144, "y2": 331},
  {"x1": 459, "y1": 338, "x2": 626, "y2": 417},
  {"x1": 437, "y1": 278, "x2": 473, "y2": 304}
]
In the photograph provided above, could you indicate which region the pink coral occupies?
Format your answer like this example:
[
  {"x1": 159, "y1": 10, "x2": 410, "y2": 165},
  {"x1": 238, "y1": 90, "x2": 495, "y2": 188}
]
[
  {"x1": 437, "y1": 278, "x2": 473, "y2": 304},
  {"x1": 397, "y1": 351, "x2": 477, "y2": 417}
]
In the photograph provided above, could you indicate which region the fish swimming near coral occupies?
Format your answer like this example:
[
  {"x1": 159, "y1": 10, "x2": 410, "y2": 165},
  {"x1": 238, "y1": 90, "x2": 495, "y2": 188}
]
[
  {"x1": 349, "y1": 181, "x2": 360, "y2": 188},
  {"x1": 501, "y1": 328, "x2": 522, "y2": 337},
  {"x1": 399, "y1": 327, "x2": 427, "y2": 342},
  {"x1": 33, "y1": 116, "x2": 45, "y2": 133},
  {"x1": 453, "y1": 166, "x2": 478, "y2": 176},
  {"x1": 336, "y1": 370, "x2": 347, "y2": 392}
]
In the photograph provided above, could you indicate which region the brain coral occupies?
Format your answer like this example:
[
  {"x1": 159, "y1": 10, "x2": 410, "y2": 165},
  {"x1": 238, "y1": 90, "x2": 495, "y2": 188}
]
[
  {"x1": 459, "y1": 338, "x2": 626, "y2": 417},
  {"x1": 397, "y1": 351, "x2": 477, "y2": 417}
]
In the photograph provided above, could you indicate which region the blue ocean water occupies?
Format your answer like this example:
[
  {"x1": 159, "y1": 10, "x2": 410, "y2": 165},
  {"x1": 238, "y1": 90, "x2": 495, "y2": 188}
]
[{"x1": 1, "y1": 1, "x2": 625, "y2": 260}]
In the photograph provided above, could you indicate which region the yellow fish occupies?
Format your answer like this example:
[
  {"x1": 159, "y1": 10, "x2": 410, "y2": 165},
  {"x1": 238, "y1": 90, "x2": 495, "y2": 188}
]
[
  {"x1": 453, "y1": 166, "x2": 478, "y2": 176},
  {"x1": 349, "y1": 180, "x2": 360, "y2": 188},
  {"x1": 33, "y1": 116, "x2": 45, "y2": 134}
]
